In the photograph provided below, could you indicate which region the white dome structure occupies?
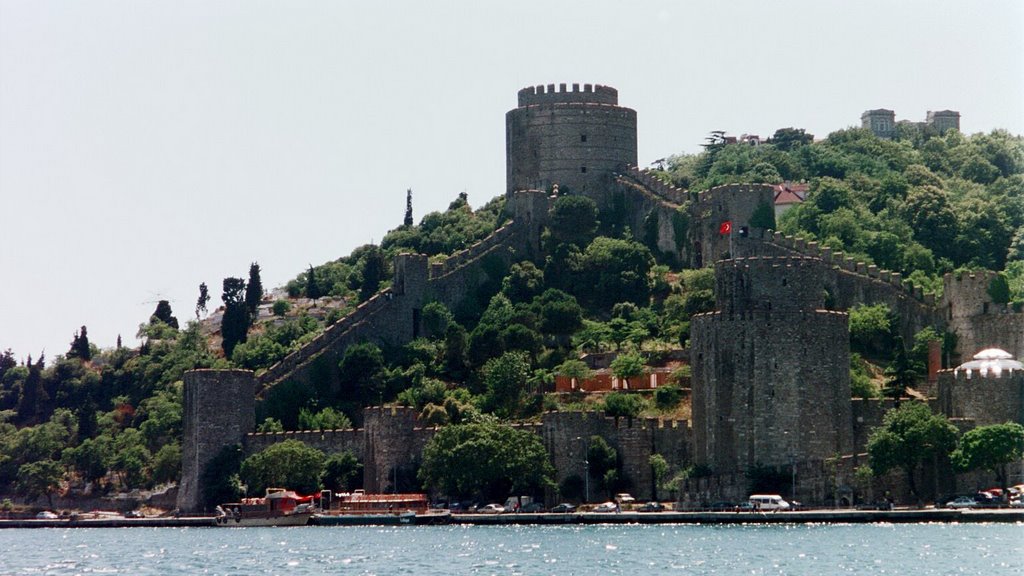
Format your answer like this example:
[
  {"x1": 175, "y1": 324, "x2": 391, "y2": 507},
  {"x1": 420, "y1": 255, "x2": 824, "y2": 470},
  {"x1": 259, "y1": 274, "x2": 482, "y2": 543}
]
[{"x1": 953, "y1": 348, "x2": 1023, "y2": 379}]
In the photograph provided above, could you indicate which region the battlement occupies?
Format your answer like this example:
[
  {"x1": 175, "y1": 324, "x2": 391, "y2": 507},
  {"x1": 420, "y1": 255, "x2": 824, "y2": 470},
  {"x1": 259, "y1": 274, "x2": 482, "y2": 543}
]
[
  {"x1": 517, "y1": 83, "x2": 618, "y2": 107},
  {"x1": 619, "y1": 166, "x2": 689, "y2": 205},
  {"x1": 693, "y1": 309, "x2": 849, "y2": 324},
  {"x1": 769, "y1": 231, "x2": 936, "y2": 303},
  {"x1": 696, "y1": 183, "x2": 776, "y2": 204}
]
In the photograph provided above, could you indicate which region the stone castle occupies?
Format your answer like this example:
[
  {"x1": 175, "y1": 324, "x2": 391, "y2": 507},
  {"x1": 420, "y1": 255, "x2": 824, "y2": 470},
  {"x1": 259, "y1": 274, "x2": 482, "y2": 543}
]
[{"x1": 178, "y1": 84, "x2": 1023, "y2": 512}]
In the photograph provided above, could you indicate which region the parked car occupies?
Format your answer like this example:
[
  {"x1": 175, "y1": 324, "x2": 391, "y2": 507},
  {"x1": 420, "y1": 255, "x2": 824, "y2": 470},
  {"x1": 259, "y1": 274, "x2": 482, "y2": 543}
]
[
  {"x1": 35, "y1": 510, "x2": 59, "y2": 519},
  {"x1": 478, "y1": 503, "x2": 505, "y2": 514},
  {"x1": 945, "y1": 496, "x2": 976, "y2": 509},
  {"x1": 1009, "y1": 499, "x2": 1023, "y2": 509},
  {"x1": 521, "y1": 502, "x2": 545, "y2": 513},
  {"x1": 592, "y1": 501, "x2": 618, "y2": 513},
  {"x1": 709, "y1": 501, "x2": 737, "y2": 511},
  {"x1": 549, "y1": 503, "x2": 576, "y2": 513},
  {"x1": 614, "y1": 493, "x2": 635, "y2": 504},
  {"x1": 637, "y1": 502, "x2": 666, "y2": 512}
]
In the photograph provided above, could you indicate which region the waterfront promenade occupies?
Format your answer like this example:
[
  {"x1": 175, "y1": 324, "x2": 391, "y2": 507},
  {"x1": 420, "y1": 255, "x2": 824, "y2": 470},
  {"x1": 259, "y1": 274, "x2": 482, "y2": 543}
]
[{"x1": 2, "y1": 508, "x2": 1021, "y2": 528}]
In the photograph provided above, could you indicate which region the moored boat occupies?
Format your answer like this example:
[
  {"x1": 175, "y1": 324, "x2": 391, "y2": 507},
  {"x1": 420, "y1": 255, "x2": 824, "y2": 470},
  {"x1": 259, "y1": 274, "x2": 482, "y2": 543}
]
[
  {"x1": 216, "y1": 488, "x2": 314, "y2": 527},
  {"x1": 311, "y1": 491, "x2": 451, "y2": 526}
]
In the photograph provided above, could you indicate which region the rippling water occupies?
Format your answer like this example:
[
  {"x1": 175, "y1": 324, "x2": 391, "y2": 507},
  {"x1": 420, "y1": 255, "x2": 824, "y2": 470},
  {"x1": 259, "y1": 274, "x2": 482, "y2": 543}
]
[{"x1": 1, "y1": 523, "x2": 1022, "y2": 575}]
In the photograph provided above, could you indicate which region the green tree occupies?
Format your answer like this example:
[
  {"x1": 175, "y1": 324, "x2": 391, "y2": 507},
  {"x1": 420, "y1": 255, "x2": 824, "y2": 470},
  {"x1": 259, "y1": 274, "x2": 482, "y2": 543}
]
[
  {"x1": 586, "y1": 436, "x2": 619, "y2": 497},
  {"x1": 480, "y1": 351, "x2": 531, "y2": 419},
  {"x1": 649, "y1": 453, "x2": 669, "y2": 501},
  {"x1": 322, "y1": 450, "x2": 362, "y2": 492},
  {"x1": 610, "y1": 351, "x2": 645, "y2": 389},
  {"x1": 951, "y1": 422, "x2": 1024, "y2": 499},
  {"x1": 240, "y1": 439, "x2": 325, "y2": 495},
  {"x1": 201, "y1": 444, "x2": 244, "y2": 510},
  {"x1": 418, "y1": 421, "x2": 554, "y2": 501},
  {"x1": 220, "y1": 277, "x2": 249, "y2": 358},
  {"x1": 548, "y1": 195, "x2": 599, "y2": 248},
  {"x1": 16, "y1": 459, "x2": 63, "y2": 507},
  {"x1": 421, "y1": 301, "x2": 453, "y2": 339},
  {"x1": 502, "y1": 262, "x2": 546, "y2": 304},
  {"x1": 848, "y1": 303, "x2": 894, "y2": 358},
  {"x1": 337, "y1": 342, "x2": 386, "y2": 411},
  {"x1": 603, "y1": 392, "x2": 645, "y2": 426},
  {"x1": 358, "y1": 246, "x2": 387, "y2": 301},
  {"x1": 151, "y1": 443, "x2": 181, "y2": 485},
  {"x1": 770, "y1": 127, "x2": 814, "y2": 151},
  {"x1": 404, "y1": 188, "x2": 414, "y2": 227},
  {"x1": 987, "y1": 273, "x2": 1011, "y2": 304},
  {"x1": 196, "y1": 282, "x2": 210, "y2": 319},
  {"x1": 580, "y1": 237, "x2": 654, "y2": 308},
  {"x1": 245, "y1": 262, "x2": 264, "y2": 320},
  {"x1": 68, "y1": 326, "x2": 91, "y2": 361},
  {"x1": 305, "y1": 264, "x2": 322, "y2": 302},
  {"x1": 297, "y1": 407, "x2": 352, "y2": 430},
  {"x1": 883, "y1": 337, "x2": 922, "y2": 399},
  {"x1": 866, "y1": 402, "x2": 958, "y2": 503},
  {"x1": 150, "y1": 300, "x2": 179, "y2": 330}
]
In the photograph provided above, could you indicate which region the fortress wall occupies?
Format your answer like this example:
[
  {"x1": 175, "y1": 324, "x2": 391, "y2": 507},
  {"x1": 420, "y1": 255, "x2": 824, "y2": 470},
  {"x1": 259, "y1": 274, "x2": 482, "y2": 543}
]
[
  {"x1": 613, "y1": 176, "x2": 690, "y2": 262},
  {"x1": 692, "y1": 310, "x2": 852, "y2": 473},
  {"x1": 938, "y1": 369, "x2": 1024, "y2": 427},
  {"x1": 850, "y1": 398, "x2": 899, "y2": 454},
  {"x1": 507, "y1": 85, "x2": 637, "y2": 197},
  {"x1": 693, "y1": 185, "x2": 776, "y2": 264},
  {"x1": 941, "y1": 271, "x2": 1024, "y2": 361},
  {"x1": 541, "y1": 411, "x2": 690, "y2": 501},
  {"x1": 178, "y1": 370, "x2": 256, "y2": 512},
  {"x1": 946, "y1": 312, "x2": 1024, "y2": 363},
  {"x1": 766, "y1": 232, "x2": 942, "y2": 344},
  {"x1": 244, "y1": 428, "x2": 364, "y2": 459}
]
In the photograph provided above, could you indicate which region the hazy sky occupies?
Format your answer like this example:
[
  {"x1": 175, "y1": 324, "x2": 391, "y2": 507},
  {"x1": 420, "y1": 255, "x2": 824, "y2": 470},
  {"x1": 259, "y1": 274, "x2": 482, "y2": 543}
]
[{"x1": 1, "y1": 0, "x2": 1022, "y2": 360}]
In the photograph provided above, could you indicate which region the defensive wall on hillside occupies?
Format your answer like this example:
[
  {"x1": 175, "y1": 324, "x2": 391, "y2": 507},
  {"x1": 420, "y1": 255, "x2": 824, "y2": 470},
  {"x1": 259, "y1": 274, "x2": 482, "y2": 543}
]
[
  {"x1": 757, "y1": 232, "x2": 943, "y2": 346},
  {"x1": 179, "y1": 83, "x2": 1019, "y2": 511},
  {"x1": 255, "y1": 191, "x2": 552, "y2": 396},
  {"x1": 940, "y1": 270, "x2": 1024, "y2": 362},
  {"x1": 178, "y1": 365, "x2": 691, "y2": 511}
]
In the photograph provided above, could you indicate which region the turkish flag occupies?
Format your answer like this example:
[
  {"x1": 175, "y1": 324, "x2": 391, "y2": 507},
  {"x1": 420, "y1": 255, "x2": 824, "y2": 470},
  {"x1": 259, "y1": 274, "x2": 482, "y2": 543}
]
[{"x1": 719, "y1": 221, "x2": 732, "y2": 235}]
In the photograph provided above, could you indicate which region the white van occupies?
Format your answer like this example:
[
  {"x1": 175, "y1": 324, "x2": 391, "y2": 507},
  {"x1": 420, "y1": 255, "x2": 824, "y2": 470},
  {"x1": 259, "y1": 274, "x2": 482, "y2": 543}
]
[{"x1": 748, "y1": 494, "x2": 791, "y2": 511}]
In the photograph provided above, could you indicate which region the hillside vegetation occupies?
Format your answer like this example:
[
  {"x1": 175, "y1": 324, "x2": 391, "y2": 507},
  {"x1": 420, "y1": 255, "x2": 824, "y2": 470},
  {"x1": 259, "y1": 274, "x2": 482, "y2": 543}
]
[{"x1": 1, "y1": 124, "x2": 1021, "y2": 503}]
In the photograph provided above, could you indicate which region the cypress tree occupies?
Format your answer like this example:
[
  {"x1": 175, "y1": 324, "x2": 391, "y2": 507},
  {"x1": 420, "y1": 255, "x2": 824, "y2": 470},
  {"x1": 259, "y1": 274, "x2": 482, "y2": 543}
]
[
  {"x1": 221, "y1": 277, "x2": 249, "y2": 357},
  {"x1": 245, "y1": 262, "x2": 264, "y2": 320},
  {"x1": 305, "y1": 265, "x2": 321, "y2": 302},
  {"x1": 404, "y1": 188, "x2": 414, "y2": 227},
  {"x1": 196, "y1": 282, "x2": 210, "y2": 319}
]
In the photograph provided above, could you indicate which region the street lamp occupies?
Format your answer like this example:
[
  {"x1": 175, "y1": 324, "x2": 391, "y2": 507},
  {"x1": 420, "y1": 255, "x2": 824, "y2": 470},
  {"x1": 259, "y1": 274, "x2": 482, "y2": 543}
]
[{"x1": 575, "y1": 436, "x2": 590, "y2": 503}]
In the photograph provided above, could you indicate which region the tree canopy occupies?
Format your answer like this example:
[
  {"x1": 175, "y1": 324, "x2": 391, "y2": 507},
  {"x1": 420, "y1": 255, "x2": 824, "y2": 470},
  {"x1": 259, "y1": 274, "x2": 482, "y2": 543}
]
[{"x1": 418, "y1": 420, "x2": 554, "y2": 501}]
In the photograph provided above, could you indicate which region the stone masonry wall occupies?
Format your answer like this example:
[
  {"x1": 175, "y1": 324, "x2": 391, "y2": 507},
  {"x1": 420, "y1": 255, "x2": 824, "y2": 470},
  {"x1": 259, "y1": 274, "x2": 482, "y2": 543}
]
[
  {"x1": 178, "y1": 369, "x2": 255, "y2": 512},
  {"x1": 692, "y1": 257, "x2": 853, "y2": 475},
  {"x1": 937, "y1": 370, "x2": 1024, "y2": 427},
  {"x1": 506, "y1": 83, "x2": 637, "y2": 198}
]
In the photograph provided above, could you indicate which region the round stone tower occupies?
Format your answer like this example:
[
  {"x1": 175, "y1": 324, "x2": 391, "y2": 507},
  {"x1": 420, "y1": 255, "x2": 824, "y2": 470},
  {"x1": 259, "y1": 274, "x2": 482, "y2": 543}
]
[
  {"x1": 177, "y1": 369, "x2": 255, "y2": 513},
  {"x1": 691, "y1": 257, "x2": 853, "y2": 474},
  {"x1": 506, "y1": 83, "x2": 637, "y2": 199}
]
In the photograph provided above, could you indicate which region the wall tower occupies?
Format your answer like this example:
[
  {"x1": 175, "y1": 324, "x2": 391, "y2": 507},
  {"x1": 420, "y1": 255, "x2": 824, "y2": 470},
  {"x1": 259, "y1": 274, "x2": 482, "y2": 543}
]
[
  {"x1": 506, "y1": 83, "x2": 637, "y2": 200},
  {"x1": 691, "y1": 257, "x2": 853, "y2": 474},
  {"x1": 177, "y1": 369, "x2": 255, "y2": 512}
]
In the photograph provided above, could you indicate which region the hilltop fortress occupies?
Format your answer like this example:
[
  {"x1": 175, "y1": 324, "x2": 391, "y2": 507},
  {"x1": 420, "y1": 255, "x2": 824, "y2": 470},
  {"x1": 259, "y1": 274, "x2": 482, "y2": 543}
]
[{"x1": 178, "y1": 85, "x2": 1024, "y2": 512}]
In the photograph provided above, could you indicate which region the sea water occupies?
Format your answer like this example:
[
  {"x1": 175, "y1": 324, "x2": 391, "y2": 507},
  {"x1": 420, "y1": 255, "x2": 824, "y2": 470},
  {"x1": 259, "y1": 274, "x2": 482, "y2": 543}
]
[{"x1": 1, "y1": 523, "x2": 1021, "y2": 575}]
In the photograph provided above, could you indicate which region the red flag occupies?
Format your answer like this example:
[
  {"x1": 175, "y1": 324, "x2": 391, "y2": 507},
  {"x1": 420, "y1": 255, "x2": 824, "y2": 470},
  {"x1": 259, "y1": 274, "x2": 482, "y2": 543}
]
[{"x1": 719, "y1": 221, "x2": 732, "y2": 235}]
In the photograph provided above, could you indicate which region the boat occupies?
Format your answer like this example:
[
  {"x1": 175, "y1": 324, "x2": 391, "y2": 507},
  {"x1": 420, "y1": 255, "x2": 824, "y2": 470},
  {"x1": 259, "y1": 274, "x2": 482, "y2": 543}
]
[
  {"x1": 215, "y1": 488, "x2": 315, "y2": 527},
  {"x1": 311, "y1": 491, "x2": 452, "y2": 526}
]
